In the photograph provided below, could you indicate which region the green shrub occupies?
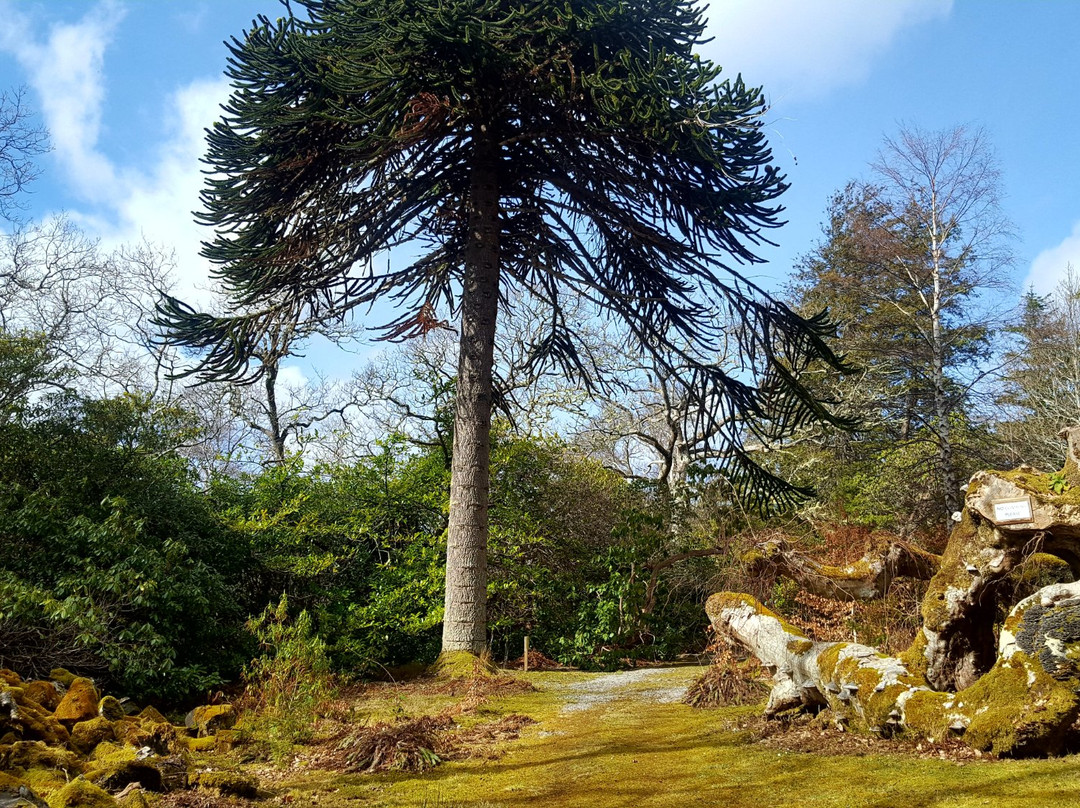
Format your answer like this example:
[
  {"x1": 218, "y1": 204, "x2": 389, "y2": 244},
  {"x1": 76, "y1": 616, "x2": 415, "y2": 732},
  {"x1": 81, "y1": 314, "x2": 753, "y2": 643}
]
[
  {"x1": 243, "y1": 594, "x2": 333, "y2": 757},
  {"x1": 0, "y1": 393, "x2": 255, "y2": 700}
]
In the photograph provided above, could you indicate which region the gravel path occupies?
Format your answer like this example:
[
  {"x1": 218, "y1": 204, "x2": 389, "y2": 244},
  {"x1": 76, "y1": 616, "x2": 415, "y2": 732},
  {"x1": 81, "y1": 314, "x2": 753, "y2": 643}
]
[{"x1": 556, "y1": 667, "x2": 695, "y2": 713}]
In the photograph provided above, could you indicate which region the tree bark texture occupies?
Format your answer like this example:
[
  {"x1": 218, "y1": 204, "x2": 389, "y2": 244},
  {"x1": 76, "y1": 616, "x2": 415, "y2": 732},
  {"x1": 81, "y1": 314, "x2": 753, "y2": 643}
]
[
  {"x1": 442, "y1": 138, "x2": 501, "y2": 654},
  {"x1": 709, "y1": 428, "x2": 1080, "y2": 756}
]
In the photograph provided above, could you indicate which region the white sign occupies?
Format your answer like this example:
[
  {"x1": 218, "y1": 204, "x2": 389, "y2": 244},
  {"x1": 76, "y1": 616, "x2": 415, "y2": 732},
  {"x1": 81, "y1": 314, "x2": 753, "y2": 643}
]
[{"x1": 991, "y1": 497, "x2": 1033, "y2": 525}]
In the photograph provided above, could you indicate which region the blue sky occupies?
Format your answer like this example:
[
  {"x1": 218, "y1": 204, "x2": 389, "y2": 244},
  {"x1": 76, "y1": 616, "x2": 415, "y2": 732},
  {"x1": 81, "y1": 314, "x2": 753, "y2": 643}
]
[{"x1": 1, "y1": 0, "x2": 1078, "y2": 360}]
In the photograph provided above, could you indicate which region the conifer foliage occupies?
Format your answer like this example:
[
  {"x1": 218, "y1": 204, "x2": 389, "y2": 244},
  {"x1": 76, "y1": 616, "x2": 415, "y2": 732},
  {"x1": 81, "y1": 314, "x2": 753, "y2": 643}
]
[{"x1": 156, "y1": 0, "x2": 847, "y2": 653}]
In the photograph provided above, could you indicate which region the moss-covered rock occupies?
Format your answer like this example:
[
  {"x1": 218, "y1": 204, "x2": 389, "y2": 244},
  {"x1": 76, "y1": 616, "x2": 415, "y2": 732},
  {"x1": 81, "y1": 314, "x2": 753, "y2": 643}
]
[
  {"x1": 7, "y1": 742, "x2": 83, "y2": 775},
  {"x1": 85, "y1": 760, "x2": 164, "y2": 794},
  {"x1": 193, "y1": 769, "x2": 258, "y2": 798},
  {"x1": 114, "y1": 792, "x2": 151, "y2": 808},
  {"x1": 22, "y1": 684, "x2": 60, "y2": 714},
  {"x1": 132, "y1": 709, "x2": 165, "y2": 728},
  {"x1": 174, "y1": 736, "x2": 215, "y2": 754},
  {"x1": 53, "y1": 681, "x2": 99, "y2": 728},
  {"x1": 2, "y1": 689, "x2": 70, "y2": 746},
  {"x1": 214, "y1": 730, "x2": 239, "y2": 754},
  {"x1": 182, "y1": 706, "x2": 235, "y2": 738},
  {"x1": 69, "y1": 719, "x2": 114, "y2": 757},
  {"x1": 112, "y1": 722, "x2": 176, "y2": 757},
  {"x1": 95, "y1": 699, "x2": 124, "y2": 723},
  {"x1": 46, "y1": 779, "x2": 117, "y2": 808},
  {"x1": 0, "y1": 671, "x2": 23, "y2": 688},
  {"x1": 46, "y1": 672, "x2": 76, "y2": 690},
  {"x1": 0, "y1": 770, "x2": 48, "y2": 808}
]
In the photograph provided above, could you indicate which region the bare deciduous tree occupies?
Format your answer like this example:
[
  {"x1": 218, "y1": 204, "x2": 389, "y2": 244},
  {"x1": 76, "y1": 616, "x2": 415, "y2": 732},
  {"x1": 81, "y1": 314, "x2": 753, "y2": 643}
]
[
  {"x1": 870, "y1": 124, "x2": 1014, "y2": 517},
  {"x1": 0, "y1": 87, "x2": 48, "y2": 224}
]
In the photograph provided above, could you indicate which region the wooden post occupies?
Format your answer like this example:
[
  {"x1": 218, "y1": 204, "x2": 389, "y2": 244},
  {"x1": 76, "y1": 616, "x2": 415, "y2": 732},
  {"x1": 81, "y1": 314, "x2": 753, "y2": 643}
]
[{"x1": 524, "y1": 636, "x2": 530, "y2": 672}]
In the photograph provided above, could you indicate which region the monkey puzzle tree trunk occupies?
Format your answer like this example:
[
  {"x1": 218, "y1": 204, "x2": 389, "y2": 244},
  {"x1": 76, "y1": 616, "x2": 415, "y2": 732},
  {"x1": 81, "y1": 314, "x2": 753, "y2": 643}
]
[{"x1": 442, "y1": 138, "x2": 501, "y2": 655}]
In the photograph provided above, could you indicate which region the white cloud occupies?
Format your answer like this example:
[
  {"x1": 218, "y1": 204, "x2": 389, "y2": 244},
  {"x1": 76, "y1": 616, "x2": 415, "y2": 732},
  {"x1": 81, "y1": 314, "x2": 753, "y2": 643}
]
[
  {"x1": 1025, "y1": 222, "x2": 1080, "y2": 296},
  {"x1": 702, "y1": 0, "x2": 953, "y2": 103},
  {"x1": 277, "y1": 365, "x2": 309, "y2": 390},
  {"x1": 0, "y1": 0, "x2": 124, "y2": 198},
  {"x1": 0, "y1": 1, "x2": 228, "y2": 304},
  {"x1": 96, "y1": 77, "x2": 231, "y2": 303}
]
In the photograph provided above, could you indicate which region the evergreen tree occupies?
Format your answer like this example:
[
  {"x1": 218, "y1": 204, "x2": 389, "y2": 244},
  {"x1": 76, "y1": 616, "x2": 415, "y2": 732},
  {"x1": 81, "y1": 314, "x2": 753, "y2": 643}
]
[
  {"x1": 998, "y1": 270, "x2": 1080, "y2": 469},
  {"x1": 156, "y1": 0, "x2": 847, "y2": 654},
  {"x1": 789, "y1": 126, "x2": 1012, "y2": 529}
]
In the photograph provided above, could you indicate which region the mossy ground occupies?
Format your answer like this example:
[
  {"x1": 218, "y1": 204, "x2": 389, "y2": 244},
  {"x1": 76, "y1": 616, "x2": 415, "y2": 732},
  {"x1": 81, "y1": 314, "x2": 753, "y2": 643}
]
[{"x1": 246, "y1": 664, "x2": 1080, "y2": 808}]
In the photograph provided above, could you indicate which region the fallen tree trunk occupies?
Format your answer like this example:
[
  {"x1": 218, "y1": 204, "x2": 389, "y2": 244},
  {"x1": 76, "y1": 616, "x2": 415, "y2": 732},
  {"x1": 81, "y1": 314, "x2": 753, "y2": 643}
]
[
  {"x1": 707, "y1": 584, "x2": 1080, "y2": 757},
  {"x1": 707, "y1": 427, "x2": 1080, "y2": 757},
  {"x1": 744, "y1": 535, "x2": 939, "y2": 601}
]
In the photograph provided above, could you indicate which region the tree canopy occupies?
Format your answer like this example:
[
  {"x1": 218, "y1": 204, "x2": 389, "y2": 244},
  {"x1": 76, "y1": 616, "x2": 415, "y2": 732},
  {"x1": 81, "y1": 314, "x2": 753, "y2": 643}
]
[{"x1": 156, "y1": 0, "x2": 849, "y2": 653}]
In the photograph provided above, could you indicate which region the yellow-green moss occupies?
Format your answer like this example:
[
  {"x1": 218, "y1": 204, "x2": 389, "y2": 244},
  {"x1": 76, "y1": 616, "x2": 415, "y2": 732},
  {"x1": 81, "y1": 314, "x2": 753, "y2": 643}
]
[
  {"x1": 258, "y1": 663, "x2": 1080, "y2": 808},
  {"x1": 3, "y1": 688, "x2": 70, "y2": 745},
  {"x1": 23, "y1": 765, "x2": 68, "y2": 798},
  {"x1": 920, "y1": 510, "x2": 984, "y2": 631},
  {"x1": 186, "y1": 705, "x2": 236, "y2": 738},
  {"x1": 9, "y1": 740, "x2": 83, "y2": 773},
  {"x1": 88, "y1": 741, "x2": 135, "y2": 764},
  {"x1": 48, "y1": 669, "x2": 77, "y2": 689},
  {"x1": 69, "y1": 717, "x2": 115, "y2": 756},
  {"x1": 898, "y1": 629, "x2": 931, "y2": 679},
  {"x1": 786, "y1": 639, "x2": 813, "y2": 655},
  {"x1": 47, "y1": 779, "x2": 117, "y2": 808},
  {"x1": 214, "y1": 729, "x2": 239, "y2": 753},
  {"x1": 116, "y1": 791, "x2": 153, "y2": 808},
  {"x1": 135, "y1": 707, "x2": 167, "y2": 726},
  {"x1": 961, "y1": 653, "x2": 1079, "y2": 757},
  {"x1": 97, "y1": 697, "x2": 125, "y2": 722},
  {"x1": 901, "y1": 689, "x2": 954, "y2": 742},
  {"x1": 997, "y1": 466, "x2": 1080, "y2": 504},
  {"x1": 706, "y1": 592, "x2": 809, "y2": 639},
  {"x1": 176, "y1": 735, "x2": 216, "y2": 753},
  {"x1": 814, "y1": 643, "x2": 849, "y2": 680},
  {"x1": 0, "y1": 669, "x2": 22, "y2": 686},
  {"x1": 194, "y1": 769, "x2": 259, "y2": 797},
  {"x1": 430, "y1": 651, "x2": 498, "y2": 680}
]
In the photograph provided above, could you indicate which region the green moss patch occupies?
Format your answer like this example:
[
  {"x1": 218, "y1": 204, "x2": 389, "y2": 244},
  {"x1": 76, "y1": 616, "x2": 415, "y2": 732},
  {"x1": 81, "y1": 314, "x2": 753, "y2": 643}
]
[
  {"x1": 259, "y1": 665, "x2": 1080, "y2": 807},
  {"x1": 47, "y1": 778, "x2": 117, "y2": 808}
]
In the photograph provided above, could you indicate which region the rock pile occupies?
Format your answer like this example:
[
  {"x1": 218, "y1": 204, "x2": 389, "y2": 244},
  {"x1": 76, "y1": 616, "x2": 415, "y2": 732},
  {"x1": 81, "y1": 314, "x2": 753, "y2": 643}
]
[{"x1": 0, "y1": 668, "x2": 256, "y2": 807}]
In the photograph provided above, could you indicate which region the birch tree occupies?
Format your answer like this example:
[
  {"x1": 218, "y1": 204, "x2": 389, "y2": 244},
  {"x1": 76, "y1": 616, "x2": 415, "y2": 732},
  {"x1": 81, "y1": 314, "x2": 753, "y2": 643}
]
[{"x1": 790, "y1": 126, "x2": 1013, "y2": 527}]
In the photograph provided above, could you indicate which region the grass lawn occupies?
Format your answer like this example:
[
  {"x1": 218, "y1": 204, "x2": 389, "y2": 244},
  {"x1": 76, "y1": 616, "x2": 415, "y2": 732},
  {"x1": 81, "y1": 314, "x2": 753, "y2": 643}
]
[{"x1": 266, "y1": 665, "x2": 1080, "y2": 808}]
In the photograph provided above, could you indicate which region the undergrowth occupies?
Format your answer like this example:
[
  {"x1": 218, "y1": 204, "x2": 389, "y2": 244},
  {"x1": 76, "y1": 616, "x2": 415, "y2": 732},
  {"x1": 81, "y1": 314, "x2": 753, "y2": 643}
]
[{"x1": 240, "y1": 594, "x2": 334, "y2": 760}]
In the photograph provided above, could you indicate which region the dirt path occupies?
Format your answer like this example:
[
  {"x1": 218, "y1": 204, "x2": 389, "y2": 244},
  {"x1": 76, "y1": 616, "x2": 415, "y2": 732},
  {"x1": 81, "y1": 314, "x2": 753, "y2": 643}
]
[{"x1": 554, "y1": 666, "x2": 697, "y2": 712}]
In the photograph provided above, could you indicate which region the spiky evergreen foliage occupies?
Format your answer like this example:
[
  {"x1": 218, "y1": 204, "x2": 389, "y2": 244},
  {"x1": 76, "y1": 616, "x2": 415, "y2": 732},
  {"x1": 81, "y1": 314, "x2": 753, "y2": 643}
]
[
  {"x1": 157, "y1": 0, "x2": 846, "y2": 506},
  {"x1": 157, "y1": 0, "x2": 850, "y2": 653}
]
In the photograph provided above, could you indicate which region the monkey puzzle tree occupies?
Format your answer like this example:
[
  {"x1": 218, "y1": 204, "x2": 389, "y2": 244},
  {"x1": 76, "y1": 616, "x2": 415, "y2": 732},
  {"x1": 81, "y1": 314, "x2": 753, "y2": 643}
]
[{"x1": 156, "y1": 0, "x2": 847, "y2": 655}]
